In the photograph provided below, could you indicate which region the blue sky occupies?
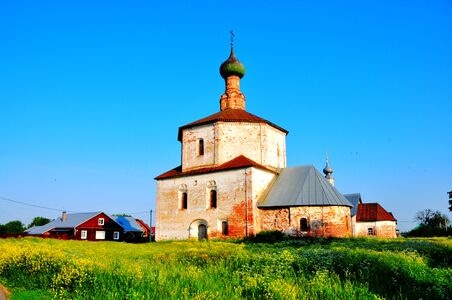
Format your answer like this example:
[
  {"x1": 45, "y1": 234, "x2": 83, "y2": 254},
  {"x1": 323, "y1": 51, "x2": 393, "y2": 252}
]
[{"x1": 1, "y1": 1, "x2": 451, "y2": 232}]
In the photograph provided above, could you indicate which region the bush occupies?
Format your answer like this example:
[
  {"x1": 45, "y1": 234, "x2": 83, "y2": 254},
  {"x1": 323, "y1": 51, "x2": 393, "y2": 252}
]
[
  {"x1": 245, "y1": 230, "x2": 288, "y2": 243},
  {"x1": 407, "y1": 225, "x2": 451, "y2": 237}
]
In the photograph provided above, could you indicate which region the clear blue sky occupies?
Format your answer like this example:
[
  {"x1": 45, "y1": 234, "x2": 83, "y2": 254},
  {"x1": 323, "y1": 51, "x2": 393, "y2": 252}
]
[{"x1": 1, "y1": 1, "x2": 451, "y2": 232}]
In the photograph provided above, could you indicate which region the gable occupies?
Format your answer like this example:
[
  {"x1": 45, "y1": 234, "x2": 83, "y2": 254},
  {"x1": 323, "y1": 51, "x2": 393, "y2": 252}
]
[
  {"x1": 77, "y1": 212, "x2": 122, "y2": 229},
  {"x1": 344, "y1": 193, "x2": 362, "y2": 216},
  {"x1": 356, "y1": 203, "x2": 397, "y2": 222},
  {"x1": 258, "y1": 165, "x2": 353, "y2": 207}
]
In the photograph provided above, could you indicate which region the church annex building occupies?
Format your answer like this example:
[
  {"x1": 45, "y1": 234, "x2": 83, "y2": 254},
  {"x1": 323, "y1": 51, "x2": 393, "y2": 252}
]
[{"x1": 155, "y1": 45, "x2": 397, "y2": 241}]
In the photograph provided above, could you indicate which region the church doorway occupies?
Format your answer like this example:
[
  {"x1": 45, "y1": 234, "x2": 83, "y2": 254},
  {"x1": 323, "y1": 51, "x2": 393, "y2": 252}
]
[
  {"x1": 188, "y1": 219, "x2": 208, "y2": 240},
  {"x1": 198, "y1": 224, "x2": 207, "y2": 240}
]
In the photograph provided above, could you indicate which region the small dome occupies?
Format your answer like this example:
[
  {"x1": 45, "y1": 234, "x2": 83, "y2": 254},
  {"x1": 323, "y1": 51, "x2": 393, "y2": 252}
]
[
  {"x1": 323, "y1": 160, "x2": 333, "y2": 178},
  {"x1": 220, "y1": 47, "x2": 245, "y2": 79}
]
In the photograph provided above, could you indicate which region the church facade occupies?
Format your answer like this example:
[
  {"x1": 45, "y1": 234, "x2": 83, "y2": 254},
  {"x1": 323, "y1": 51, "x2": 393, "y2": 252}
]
[{"x1": 155, "y1": 46, "x2": 353, "y2": 241}]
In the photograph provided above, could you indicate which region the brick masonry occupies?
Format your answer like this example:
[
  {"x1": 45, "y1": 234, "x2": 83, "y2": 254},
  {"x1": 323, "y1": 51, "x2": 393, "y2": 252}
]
[
  {"x1": 155, "y1": 167, "x2": 276, "y2": 240},
  {"x1": 260, "y1": 206, "x2": 352, "y2": 238}
]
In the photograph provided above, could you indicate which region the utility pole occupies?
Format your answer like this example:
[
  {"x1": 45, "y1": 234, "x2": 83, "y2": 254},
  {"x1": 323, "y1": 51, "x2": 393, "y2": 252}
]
[
  {"x1": 448, "y1": 191, "x2": 452, "y2": 212},
  {"x1": 149, "y1": 209, "x2": 153, "y2": 242}
]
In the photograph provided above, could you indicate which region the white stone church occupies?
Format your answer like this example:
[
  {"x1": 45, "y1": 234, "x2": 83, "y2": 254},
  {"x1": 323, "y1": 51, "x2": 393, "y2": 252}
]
[{"x1": 154, "y1": 45, "x2": 357, "y2": 241}]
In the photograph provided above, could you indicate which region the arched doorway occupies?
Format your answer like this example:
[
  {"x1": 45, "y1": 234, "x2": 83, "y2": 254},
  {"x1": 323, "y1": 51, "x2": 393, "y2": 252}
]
[
  {"x1": 198, "y1": 224, "x2": 207, "y2": 240},
  {"x1": 188, "y1": 219, "x2": 208, "y2": 240}
]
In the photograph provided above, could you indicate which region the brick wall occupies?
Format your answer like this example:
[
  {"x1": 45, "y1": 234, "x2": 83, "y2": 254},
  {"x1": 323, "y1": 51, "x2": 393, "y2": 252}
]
[
  {"x1": 260, "y1": 206, "x2": 352, "y2": 238},
  {"x1": 155, "y1": 167, "x2": 276, "y2": 240}
]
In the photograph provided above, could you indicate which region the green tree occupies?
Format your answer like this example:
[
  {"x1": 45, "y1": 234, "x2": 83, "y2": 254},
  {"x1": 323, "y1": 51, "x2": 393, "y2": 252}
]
[
  {"x1": 408, "y1": 209, "x2": 451, "y2": 237},
  {"x1": 3, "y1": 220, "x2": 25, "y2": 234},
  {"x1": 415, "y1": 209, "x2": 449, "y2": 228},
  {"x1": 28, "y1": 216, "x2": 51, "y2": 228}
]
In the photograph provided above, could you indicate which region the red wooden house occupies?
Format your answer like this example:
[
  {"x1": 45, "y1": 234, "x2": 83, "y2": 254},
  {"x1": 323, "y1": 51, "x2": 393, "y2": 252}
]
[{"x1": 26, "y1": 212, "x2": 124, "y2": 241}]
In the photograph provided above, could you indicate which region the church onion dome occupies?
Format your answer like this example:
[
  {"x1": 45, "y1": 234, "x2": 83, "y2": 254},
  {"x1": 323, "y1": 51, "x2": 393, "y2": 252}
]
[
  {"x1": 323, "y1": 161, "x2": 333, "y2": 178},
  {"x1": 219, "y1": 47, "x2": 245, "y2": 79}
]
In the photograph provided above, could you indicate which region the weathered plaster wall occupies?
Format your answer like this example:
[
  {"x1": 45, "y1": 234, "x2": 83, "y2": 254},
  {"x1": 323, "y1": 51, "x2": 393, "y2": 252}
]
[
  {"x1": 260, "y1": 206, "x2": 352, "y2": 238},
  {"x1": 181, "y1": 124, "x2": 215, "y2": 172},
  {"x1": 216, "y1": 122, "x2": 286, "y2": 170},
  {"x1": 251, "y1": 168, "x2": 278, "y2": 233},
  {"x1": 155, "y1": 167, "x2": 276, "y2": 240},
  {"x1": 355, "y1": 221, "x2": 397, "y2": 238},
  {"x1": 181, "y1": 122, "x2": 286, "y2": 172},
  {"x1": 351, "y1": 215, "x2": 356, "y2": 236}
]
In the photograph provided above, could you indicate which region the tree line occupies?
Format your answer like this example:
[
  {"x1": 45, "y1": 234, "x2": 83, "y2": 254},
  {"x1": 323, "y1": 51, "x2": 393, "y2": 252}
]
[{"x1": 0, "y1": 217, "x2": 50, "y2": 235}]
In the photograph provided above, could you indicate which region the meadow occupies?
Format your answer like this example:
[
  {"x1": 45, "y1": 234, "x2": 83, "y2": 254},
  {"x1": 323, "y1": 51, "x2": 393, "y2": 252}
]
[{"x1": 0, "y1": 236, "x2": 450, "y2": 299}]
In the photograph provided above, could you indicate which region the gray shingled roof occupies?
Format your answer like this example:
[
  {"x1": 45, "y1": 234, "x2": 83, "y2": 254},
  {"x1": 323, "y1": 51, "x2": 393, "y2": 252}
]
[
  {"x1": 258, "y1": 165, "x2": 352, "y2": 208},
  {"x1": 344, "y1": 193, "x2": 362, "y2": 216},
  {"x1": 25, "y1": 212, "x2": 102, "y2": 235}
]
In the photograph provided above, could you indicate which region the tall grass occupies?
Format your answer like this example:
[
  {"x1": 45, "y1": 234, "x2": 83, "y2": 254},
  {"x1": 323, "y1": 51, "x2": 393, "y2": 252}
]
[{"x1": 0, "y1": 237, "x2": 450, "y2": 299}]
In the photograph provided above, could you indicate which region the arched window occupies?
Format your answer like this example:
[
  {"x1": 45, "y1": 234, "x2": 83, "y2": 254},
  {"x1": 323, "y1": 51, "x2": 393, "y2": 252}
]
[
  {"x1": 181, "y1": 192, "x2": 188, "y2": 209},
  {"x1": 179, "y1": 184, "x2": 188, "y2": 210},
  {"x1": 210, "y1": 190, "x2": 217, "y2": 208},
  {"x1": 198, "y1": 139, "x2": 204, "y2": 156},
  {"x1": 206, "y1": 180, "x2": 217, "y2": 209},
  {"x1": 221, "y1": 221, "x2": 228, "y2": 235},
  {"x1": 300, "y1": 218, "x2": 308, "y2": 232}
]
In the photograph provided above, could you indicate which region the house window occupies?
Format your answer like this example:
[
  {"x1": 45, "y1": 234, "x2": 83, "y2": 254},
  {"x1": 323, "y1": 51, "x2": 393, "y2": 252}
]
[
  {"x1": 95, "y1": 231, "x2": 106, "y2": 240},
  {"x1": 113, "y1": 231, "x2": 120, "y2": 240},
  {"x1": 222, "y1": 221, "x2": 228, "y2": 235},
  {"x1": 81, "y1": 230, "x2": 87, "y2": 240},
  {"x1": 198, "y1": 139, "x2": 204, "y2": 156},
  {"x1": 98, "y1": 218, "x2": 105, "y2": 225},
  {"x1": 210, "y1": 190, "x2": 217, "y2": 208},
  {"x1": 181, "y1": 192, "x2": 188, "y2": 209},
  {"x1": 367, "y1": 227, "x2": 374, "y2": 236},
  {"x1": 300, "y1": 218, "x2": 309, "y2": 232}
]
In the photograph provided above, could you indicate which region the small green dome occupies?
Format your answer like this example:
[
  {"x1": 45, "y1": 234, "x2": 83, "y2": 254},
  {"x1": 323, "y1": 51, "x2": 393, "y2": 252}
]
[{"x1": 219, "y1": 47, "x2": 245, "y2": 79}]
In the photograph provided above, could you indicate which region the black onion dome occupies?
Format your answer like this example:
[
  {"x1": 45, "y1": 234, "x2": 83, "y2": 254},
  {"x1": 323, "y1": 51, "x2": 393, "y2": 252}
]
[{"x1": 219, "y1": 47, "x2": 245, "y2": 79}]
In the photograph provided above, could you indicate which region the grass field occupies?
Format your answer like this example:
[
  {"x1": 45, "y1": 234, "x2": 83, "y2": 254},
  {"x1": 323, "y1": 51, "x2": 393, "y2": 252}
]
[{"x1": 0, "y1": 236, "x2": 451, "y2": 299}]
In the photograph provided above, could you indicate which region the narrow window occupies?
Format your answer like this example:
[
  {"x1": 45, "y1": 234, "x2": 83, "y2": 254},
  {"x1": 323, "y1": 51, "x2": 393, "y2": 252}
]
[
  {"x1": 300, "y1": 218, "x2": 308, "y2": 232},
  {"x1": 181, "y1": 192, "x2": 188, "y2": 209},
  {"x1": 198, "y1": 139, "x2": 204, "y2": 156},
  {"x1": 222, "y1": 221, "x2": 228, "y2": 235},
  {"x1": 98, "y1": 218, "x2": 105, "y2": 225},
  {"x1": 113, "y1": 231, "x2": 120, "y2": 240},
  {"x1": 210, "y1": 190, "x2": 217, "y2": 208},
  {"x1": 81, "y1": 230, "x2": 87, "y2": 240},
  {"x1": 179, "y1": 184, "x2": 188, "y2": 210},
  {"x1": 367, "y1": 227, "x2": 374, "y2": 236}
]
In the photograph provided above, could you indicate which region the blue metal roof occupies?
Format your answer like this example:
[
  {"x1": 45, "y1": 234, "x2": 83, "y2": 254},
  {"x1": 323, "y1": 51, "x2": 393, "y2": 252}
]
[
  {"x1": 110, "y1": 215, "x2": 144, "y2": 232},
  {"x1": 344, "y1": 193, "x2": 362, "y2": 216},
  {"x1": 258, "y1": 165, "x2": 353, "y2": 208}
]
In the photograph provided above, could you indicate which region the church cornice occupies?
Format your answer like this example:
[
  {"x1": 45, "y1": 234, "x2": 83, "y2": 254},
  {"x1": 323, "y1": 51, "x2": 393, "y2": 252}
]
[
  {"x1": 177, "y1": 109, "x2": 288, "y2": 141},
  {"x1": 154, "y1": 155, "x2": 277, "y2": 180}
]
